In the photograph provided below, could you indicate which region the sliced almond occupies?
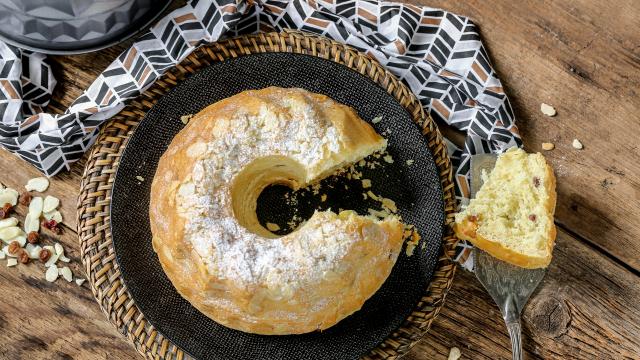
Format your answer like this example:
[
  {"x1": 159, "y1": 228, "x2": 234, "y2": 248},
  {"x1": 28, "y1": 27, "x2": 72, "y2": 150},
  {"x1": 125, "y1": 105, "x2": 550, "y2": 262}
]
[
  {"x1": 10, "y1": 235, "x2": 26, "y2": 247},
  {"x1": 541, "y1": 142, "x2": 555, "y2": 151},
  {"x1": 45, "y1": 266, "x2": 58, "y2": 282},
  {"x1": 54, "y1": 243, "x2": 70, "y2": 262},
  {"x1": 448, "y1": 347, "x2": 461, "y2": 360},
  {"x1": 540, "y1": 103, "x2": 557, "y2": 117},
  {"x1": 25, "y1": 177, "x2": 49, "y2": 192},
  {"x1": 25, "y1": 244, "x2": 42, "y2": 259},
  {"x1": 4, "y1": 187, "x2": 18, "y2": 198},
  {"x1": 42, "y1": 195, "x2": 59, "y2": 213},
  {"x1": 44, "y1": 251, "x2": 59, "y2": 268},
  {"x1": 43, "y1": 210, "x2": 63, "y2": 223},
  {"x1": 371, "y1": 116, "x2": 383, "y2": 124},
  {"x1": 383, "y1": 155, "x2": 394, "y2": 163},
  {"x1": 59, "y1": 266, "x2": 73, "y2": 282},
  {"x1": 2, "y1": 245, "x2": 15, "y2": 258},
  {"x1": 54, "y1": 243, "x2": 64, "y2": 256},
  {"x1": 75, "y1": 278, "x2": 86, "y2": 286},
  {"x1": 0, "y1": 189, "x2": 18, "y2": 207},
  {"x1": 0, "y1": 226, "x2": 23, "y2": 242},
  {"x1": 0, "y1": 217, "x2": 18, "y2": 229},
  {"x1": 29, "y1": 196, "x2": 43, "y2": 217},
  {"x1": 24, "y1": 212, "x2": 39, "y2": 234},
  {"x1": 572, "y1": 138, "x2": 584, "y2": 150},
  {"x1": 7, "y1": 258, "x2": 17, "y2": 267}
]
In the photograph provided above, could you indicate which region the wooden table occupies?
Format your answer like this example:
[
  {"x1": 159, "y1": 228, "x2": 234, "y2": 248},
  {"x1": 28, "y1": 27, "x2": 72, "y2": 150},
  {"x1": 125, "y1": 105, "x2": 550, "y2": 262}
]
[{"x1": 1, "y1": 1, "x2": 638, "y2": 359}]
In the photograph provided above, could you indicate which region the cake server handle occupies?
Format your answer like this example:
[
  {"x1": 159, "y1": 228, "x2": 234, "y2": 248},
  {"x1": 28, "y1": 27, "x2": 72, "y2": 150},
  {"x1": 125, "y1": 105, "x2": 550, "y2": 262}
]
[{"x1": 504, "y1": 296, "x2": 522, "y2": 360}]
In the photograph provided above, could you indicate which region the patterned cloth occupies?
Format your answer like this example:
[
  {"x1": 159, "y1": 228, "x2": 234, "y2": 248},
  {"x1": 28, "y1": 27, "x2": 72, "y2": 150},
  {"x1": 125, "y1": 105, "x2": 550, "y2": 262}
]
[{"x1": 0, "y1": 0, "x2": 520, "y2": 268}]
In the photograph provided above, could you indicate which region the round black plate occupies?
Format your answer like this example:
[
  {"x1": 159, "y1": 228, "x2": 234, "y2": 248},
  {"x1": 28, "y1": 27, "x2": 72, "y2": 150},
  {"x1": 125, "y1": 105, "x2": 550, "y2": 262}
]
[{"x1": 111, "y1": 52, "x2": 445, "y2": 360}]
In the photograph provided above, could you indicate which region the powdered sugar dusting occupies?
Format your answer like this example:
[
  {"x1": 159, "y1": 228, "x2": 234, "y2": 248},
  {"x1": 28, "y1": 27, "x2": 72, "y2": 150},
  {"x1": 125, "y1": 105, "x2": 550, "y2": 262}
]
[{"x1": 177, "y1": 89, "x2": 372, "y2": 291}]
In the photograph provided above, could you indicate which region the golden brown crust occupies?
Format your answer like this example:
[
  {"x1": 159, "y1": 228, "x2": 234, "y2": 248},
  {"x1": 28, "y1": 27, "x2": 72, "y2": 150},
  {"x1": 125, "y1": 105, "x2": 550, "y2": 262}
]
[
  {"x1": 150, "y1": 87, "x2": 405, "y2": 334},
  {"x1": 453, "y1": 155, "x2": 557, "y2": 269}
]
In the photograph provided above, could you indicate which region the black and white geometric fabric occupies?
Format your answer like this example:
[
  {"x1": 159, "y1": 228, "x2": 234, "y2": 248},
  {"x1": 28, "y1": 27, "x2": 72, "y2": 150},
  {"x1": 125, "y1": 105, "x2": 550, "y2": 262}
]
[{"x1": 0, "y1": 0, "x2": 521, "y2": 268}]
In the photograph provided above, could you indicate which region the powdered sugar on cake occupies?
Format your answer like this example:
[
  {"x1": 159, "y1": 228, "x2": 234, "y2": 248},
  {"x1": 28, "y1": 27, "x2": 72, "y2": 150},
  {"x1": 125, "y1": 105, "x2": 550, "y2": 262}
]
[{"x1": 176, "y1": 91, "x2": 369, "y2": 291}]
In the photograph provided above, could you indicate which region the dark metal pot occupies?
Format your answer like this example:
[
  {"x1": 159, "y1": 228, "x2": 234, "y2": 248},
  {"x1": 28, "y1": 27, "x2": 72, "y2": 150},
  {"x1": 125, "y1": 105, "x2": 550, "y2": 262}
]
[{"x1": 0, "y1": 0, "x2": 172, "y2": 54}]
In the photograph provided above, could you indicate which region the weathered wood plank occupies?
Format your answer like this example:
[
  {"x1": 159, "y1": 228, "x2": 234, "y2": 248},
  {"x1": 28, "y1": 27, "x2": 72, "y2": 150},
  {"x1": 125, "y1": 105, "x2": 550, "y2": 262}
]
[
  {"x1": 407, "y1": 228, "x2": 640, "y2": 359},
  {"x1": 417, "y1": 0, "x2": 640, "y2": 270}
]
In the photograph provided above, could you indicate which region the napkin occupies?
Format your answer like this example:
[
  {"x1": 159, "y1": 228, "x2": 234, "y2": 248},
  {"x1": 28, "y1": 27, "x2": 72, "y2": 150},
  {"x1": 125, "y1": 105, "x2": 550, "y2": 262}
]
[{"x1": 0, "y1": 0, "x2": 521, "y2": 268}]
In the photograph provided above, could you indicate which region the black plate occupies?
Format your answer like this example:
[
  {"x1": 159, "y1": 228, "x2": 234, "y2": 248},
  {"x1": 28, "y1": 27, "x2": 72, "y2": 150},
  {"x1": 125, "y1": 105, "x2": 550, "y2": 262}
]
[{"x1": 111, "y1": 52, "x2": 445, "y2": 360}]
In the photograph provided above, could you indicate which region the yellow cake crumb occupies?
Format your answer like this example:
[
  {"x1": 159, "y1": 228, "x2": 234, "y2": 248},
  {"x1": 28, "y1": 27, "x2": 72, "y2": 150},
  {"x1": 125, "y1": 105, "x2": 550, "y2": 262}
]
[{"x1": 266, "y1": 223, "x2": 280, "y2": 232}]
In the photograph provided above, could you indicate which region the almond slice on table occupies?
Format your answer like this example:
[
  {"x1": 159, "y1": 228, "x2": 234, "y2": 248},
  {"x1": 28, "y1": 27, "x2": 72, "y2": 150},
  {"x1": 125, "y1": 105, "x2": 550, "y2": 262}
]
[
  {"x1": 54, "y1": 243, "x2": 70, "y2": 263},
  {"x1": 44, "y1": 249, "x2": 59, "y2": 268},
  {"x1": 59, "y1": 266, "x2": 73, "y2": 282},
  {"x1": 10, "y1": 235, "x2": 27, "y2": 247},
  {"x1": 75, "y1": 278, "x2": 86, "y2": 286},
  {"x1": 43, "y1": 210, "x2": 63, "y2": 223},
  {"x1": 28, "y1": 196, "x2": 43, "y2": 217},
  {"x1": 0, "y1": 189, "x2": 18, "y2": 207},
  {"x1": 0, "y1": 226, "x2": 24, "y2": 243},
  {"x1": 23, "y1": 212, "x2": 39, "y2": 234},
  {"x1": 540, "y1": 103, "x2": 557, "y2": 117},
  {"x1": 25, "y1": 177, "x2": 49, "y2": 192},
  {"x1": 45, "y1": 266, "x2": 58, "y2": 282},
  {"x1": 25, "y1": 244, "x2": 42, "y2": 259},
  {"x1": 2, "y1": 245, "x2": 15, "y2": 257},
  {"x1": 42, "y1": 196, "x2": 59, "y2": 213},
  {"x1": 572, "y1": 138, "x2": 584, "y2": 150},
  {"x1": 7, "y1": 258, "x2": 17, "y2": 267},
  {"x1": 0, "y1": 217, "x2": 18, "y2": 229}
]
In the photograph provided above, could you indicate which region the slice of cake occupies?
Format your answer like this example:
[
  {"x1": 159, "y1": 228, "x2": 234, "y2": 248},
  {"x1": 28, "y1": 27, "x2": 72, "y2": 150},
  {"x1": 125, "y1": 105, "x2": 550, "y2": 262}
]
[{"x1": 454, "y1": 148, "x2": 557, "y2": 268}]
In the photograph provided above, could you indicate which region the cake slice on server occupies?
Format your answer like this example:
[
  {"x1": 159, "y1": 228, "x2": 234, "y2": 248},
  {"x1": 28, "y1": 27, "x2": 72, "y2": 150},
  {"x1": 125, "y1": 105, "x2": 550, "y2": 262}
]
[{"x1": 454, "y1": 148, "x2": 557, "y2": 269}]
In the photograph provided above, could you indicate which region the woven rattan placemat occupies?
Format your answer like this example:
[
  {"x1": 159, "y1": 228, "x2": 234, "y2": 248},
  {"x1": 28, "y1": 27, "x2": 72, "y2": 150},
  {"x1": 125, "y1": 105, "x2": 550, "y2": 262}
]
[{"x1": 77, "y1": 31, "x2": 458, "y2": 360}]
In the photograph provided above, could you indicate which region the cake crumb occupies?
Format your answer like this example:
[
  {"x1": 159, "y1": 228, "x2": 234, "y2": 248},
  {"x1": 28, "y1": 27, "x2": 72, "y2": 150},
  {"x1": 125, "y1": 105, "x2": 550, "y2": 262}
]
[
  {"x1": 180, "y1": 114, "x2": 194, "y2": 124},
  {"x1": 366, "y1": 191, "x2": 380, "y2": 201},
  {"x1": 135, "y1": 175, "x2": 144, "y2": 182},
  {"x1": 381, "y1": 198, "x2": 397, "y2": 212},
  {"x1": 368, "y1": 208, "x2": 390, "y2": 219},
  {"x1": 404, "y1": 226, "x2": 421, "y2": 256},
  {"x1": 406, "y1": 159, "x2": 414, "y2": 166},
  {"x1": 372, "y1": 116, "x2": 383, "y2": 124},
  {"x1": 320, "y1": 194, "x2": 327, "y2": 202},
  {"x1": 383, "y1": 155, "x2": 394, "y2": 163},
  {"x1": 266, "y1": 223, "x2": 280, "y2": 232},
  {"x1": 361, "y1": 179, "x2": 372, "y2": 188}
]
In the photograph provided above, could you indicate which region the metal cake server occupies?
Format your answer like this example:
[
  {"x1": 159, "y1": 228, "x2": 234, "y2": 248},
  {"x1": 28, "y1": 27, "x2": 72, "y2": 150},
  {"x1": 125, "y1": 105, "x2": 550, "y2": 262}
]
[{"x1": 470, "y1": 154, "x2": 546, "y2": 360}]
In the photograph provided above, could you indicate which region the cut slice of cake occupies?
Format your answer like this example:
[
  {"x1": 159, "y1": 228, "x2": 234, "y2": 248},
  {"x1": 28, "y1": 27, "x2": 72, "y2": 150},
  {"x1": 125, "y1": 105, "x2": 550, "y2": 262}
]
[{"x1": 454, "y1": 148, "x2": 557, "y2": 268}]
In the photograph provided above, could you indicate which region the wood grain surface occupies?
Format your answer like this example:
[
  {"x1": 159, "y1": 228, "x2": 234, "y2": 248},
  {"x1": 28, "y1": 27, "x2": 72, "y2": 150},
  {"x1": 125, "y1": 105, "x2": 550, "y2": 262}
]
[{"x1": 0, "y1": 0, "x2": 638, "y2": 359}]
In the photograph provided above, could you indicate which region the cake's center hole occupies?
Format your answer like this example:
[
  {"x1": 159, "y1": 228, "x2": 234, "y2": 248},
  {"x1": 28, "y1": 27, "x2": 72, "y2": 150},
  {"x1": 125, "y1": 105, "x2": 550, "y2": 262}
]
[
  {"x1": 230, "y1": 156, "x2": 306, "y2": 238},
  {"x1": 232, "y1": 153, "x2": 403, "y2": 238}
]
